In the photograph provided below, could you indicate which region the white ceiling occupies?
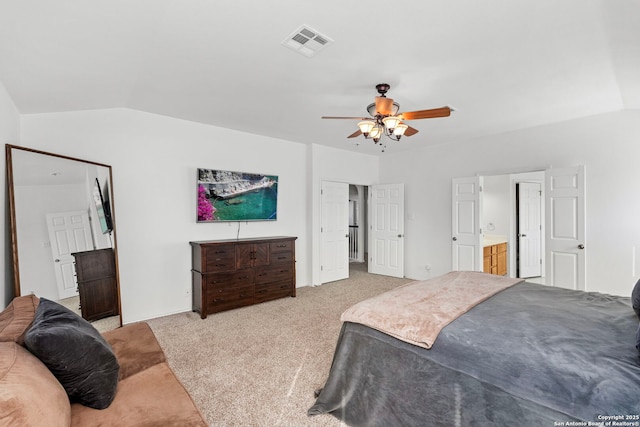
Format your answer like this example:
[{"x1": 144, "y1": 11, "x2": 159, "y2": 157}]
[{"x1": 1, "y1": 0, "x2": 639, "y2": 155}]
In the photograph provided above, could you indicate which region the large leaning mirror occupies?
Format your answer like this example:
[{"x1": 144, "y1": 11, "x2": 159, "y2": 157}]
[{"x1": 6, "y1": 144, "x2": 121, "y2": 330}]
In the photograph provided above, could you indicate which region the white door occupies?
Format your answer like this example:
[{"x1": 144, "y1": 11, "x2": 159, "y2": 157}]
[
  {"x1": 518, "y1": 182, "x2": 542, "y2": 278},
  {"x1": 369, "y1": 184, "x2": 405, "y2": 278},
  {"x1": 320, "y1": 181, "x2": 349, "y2": 283},
  {"x1": 545, "y1": 166, "x2": 586, "y2": 290},
  {"x1": 46, "y1": 210, "x2": 94, "y2": 299},
  {"x1": 452, "y1": 177, "x2": 483, "y2": 271}
]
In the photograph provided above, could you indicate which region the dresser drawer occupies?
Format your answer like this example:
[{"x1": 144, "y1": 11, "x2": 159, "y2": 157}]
[
  {"x1": 204, "y1": 244, "x2": 236, "y2": 272},
  {"x1": 270, "y1": 240, "x2": 294, "y2": 253},
  {"x1": 205, "y1": 269, "x2": 254, "y2": 291},
  {"x1": 254, "y1": 264, "x2": 294, "y2": 285},
  {"x1": 206, "y1": 285, "x2": 254, "y2": 313},
  {"x1": 255, "y1": 281, "x2": 293, "y2": 303},
  {"x1": 270, "y1": 251, "x2": 293, "y2": 264}
]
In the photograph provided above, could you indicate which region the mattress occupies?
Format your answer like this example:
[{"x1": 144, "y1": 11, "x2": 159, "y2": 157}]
[{"x1": 308, "y1": 281, "x2": 640, "y2": 426}]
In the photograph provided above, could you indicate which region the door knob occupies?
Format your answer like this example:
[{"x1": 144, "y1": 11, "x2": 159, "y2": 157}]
[
  {"x1": 397, "y1": 234, "x2": 404, "y2": 238},
  {"x1": 521, "y1": 234, "x2": 527, "y2": 237},
  {"x1": 452, "y1": 237, "x2": 457, "y2": 241},
  {"x1": 54, "y1": 259, "x2": 60, "y2": 262},
  {"x1": 578, "y1": 244, "x2": 585, "y2": 250}
]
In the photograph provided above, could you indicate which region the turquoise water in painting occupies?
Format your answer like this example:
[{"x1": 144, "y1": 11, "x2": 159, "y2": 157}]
[{"x1": 209, "y1": 185, "x2": 277, "y2": 221}]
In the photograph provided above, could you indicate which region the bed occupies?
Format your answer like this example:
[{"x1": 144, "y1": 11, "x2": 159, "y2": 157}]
[{"x1": 308, "y1": 271, "x2": 640, "y2": 426}]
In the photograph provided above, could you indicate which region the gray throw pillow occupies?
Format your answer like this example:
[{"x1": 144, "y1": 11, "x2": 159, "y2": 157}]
[
  {"x1": 632, "y1": 278, "x2": 640, "y2": 320},
  {"x1": 23, "y1": 298, "x2": 119, "y2": 409}
]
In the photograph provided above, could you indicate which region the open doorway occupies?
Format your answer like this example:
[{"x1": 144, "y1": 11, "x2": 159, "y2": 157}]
[
  {"x1": 349, "y1": 184, "x2": 367, "y2": 267},
  {"x1": 482, "y1": 171, "x2": 545, "y2": 282},
  {"x1": 455, "y1": 166, "x2": 585, "y2": 290}
]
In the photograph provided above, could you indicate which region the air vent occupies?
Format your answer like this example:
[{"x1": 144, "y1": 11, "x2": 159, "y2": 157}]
[{"x1": 282, "y1": 25, "x2": 333, "y2": 58}]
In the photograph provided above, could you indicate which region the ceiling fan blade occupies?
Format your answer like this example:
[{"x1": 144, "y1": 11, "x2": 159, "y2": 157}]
[
  {"x1": 375, "y1": 97, "x2": 394, "y2": 116},
  {"x1": 404, "y1": 126, "x2": 419, "y2": 136},
  {"x1": 399, "y1": 106, "x2": 451, "y2": 121},
  {"x1": 347, "y1": 130, "x2": 362, "y2": 139},
  {"x1": 322, "y1": 116, "x2": 367, "y2": 120}
]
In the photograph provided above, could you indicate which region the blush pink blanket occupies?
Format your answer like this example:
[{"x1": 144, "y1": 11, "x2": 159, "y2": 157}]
[{"x1": 341, "y1": 271, "x2": 523, "y2": 349}]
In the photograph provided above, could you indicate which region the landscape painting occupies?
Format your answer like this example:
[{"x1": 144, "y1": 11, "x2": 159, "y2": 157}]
[{"x1": 197, "y1": 168, "x2": 278, "y2": 222}]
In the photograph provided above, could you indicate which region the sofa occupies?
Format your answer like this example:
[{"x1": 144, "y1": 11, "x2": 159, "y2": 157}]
[{"x1": 0, "y1": 295, "x2": 207, "y2": 426}]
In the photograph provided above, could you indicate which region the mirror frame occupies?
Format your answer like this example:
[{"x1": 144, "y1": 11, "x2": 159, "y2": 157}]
[{"x1": 6, "y1": 144, "x2": 122, "y2": 326}]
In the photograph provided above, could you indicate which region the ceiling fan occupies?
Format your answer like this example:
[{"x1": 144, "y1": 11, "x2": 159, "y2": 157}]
[{"x1": 322, "y1": 83, "x2": 452, "y2": 150}]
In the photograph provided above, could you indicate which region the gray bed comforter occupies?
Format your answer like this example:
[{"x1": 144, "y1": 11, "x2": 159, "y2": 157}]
[{"x1": 308, "y1": 281, "x2": 640, "y2": 426}]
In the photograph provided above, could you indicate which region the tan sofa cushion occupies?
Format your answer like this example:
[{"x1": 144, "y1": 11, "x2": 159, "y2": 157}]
[
  {"x1": 71, "y1": 362, "x2": 207, "y2": 426},
  {"x1": 102, "y1": 322, "x2": 167, "y2": 380},
  {"x1": 0, "y1": 295, "x2": 39, "y2": 344},
  {"x1": 0, "y1": 342, "x2": 70, "y2": 427}
]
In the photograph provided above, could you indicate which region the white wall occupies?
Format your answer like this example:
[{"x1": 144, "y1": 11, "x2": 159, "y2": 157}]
[
  {"x1": 19, "y1": 108, "x2": 314, "y2": 323},
  {"x1": 380, "y1": 109, "x2": 640, "y2": 296},
  {"x1": 0, "y1": 81, "x2": 20, "y2": 308}
]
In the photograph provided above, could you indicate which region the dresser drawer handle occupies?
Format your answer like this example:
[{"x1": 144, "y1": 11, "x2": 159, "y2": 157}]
[
  {"x1": 277, "y1": 256, "x2": 287, "y2": 260},
  {"x1": 213, "y1": 298, "x2": 224, "y2": 302},
  {"x1": 238, "y1": 276, "x2": 249, "y2": 280},
  {"x1": 276, "y1": 244, "x2": 288, "y2": 248}
]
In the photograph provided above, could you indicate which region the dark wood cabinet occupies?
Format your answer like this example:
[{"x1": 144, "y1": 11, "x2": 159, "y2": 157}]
[
  {"x1": 191, "y1": 236, "x2": 296, "y2": 319},
  {"x1": 72, "y1": 248, "x2": 119, "y2": 322}
]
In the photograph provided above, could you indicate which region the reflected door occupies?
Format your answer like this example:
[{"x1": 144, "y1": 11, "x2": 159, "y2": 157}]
[{"x1": 46, "y1": 210, "x2": 94, "y2": 299}]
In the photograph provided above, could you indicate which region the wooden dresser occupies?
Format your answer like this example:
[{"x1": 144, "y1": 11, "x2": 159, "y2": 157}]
[
  {"x1": 190, "y1": 236, "x2": 297, "y2": 319},
  {"x1": 483, "y1": 242, "x2": 507, "y2": 276},
  {"x1": 72, "y1": 248, "x2": 120, "y2": 322}
]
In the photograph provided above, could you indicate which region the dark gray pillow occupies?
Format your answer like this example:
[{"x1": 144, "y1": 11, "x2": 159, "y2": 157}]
[
  {"x1": 632, "y1": 278, "x2": 640, "y2": 320},
  {"x1": 23, "y1": 298, "x2": 119, "y2": 409},
  {"x1": 637, "y1": 323, "x2": 640, "y2": 354}
]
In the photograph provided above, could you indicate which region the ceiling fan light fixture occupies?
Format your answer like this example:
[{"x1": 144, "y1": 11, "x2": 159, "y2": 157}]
[
  {"x1": 322, "y1": 83, "x2": 452, "y2": 152},
  {"x1": 369, "y1": 124, "x2": 383, "y2": 141},
  {"x1": 382, "y1": 116, "x2": 401, "y2": 132},
  {"x1": 358, "y1": 120, "x2": 375, "y2": 137},
  {"x1": 393, "y1": 123, "x2": 409, "y2": 140}
]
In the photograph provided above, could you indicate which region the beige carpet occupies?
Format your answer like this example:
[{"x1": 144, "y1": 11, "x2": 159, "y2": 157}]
[{"x1": 147, "y1": 263, "x2": 412, "y2": 427}]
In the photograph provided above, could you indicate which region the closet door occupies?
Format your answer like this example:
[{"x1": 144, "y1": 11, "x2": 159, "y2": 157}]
[
  {"x1": 545, "y1": 166, "x2": 586, "y2": 290},
  {"x1": 451, "y1": 177, "x2": 483, "y2": 272},
  {"x1": 369, "y1": 183, "x2": 405, "y2": 278}
]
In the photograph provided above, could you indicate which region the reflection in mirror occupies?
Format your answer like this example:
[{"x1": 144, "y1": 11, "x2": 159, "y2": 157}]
[{"x1": 6, "y1": 145, "x2": 121, "y2": 330}]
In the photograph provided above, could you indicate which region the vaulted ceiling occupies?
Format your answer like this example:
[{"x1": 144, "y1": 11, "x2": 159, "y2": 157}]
[{"x1": 1, "y1": 1, "x2": 638, "y2": 155}]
